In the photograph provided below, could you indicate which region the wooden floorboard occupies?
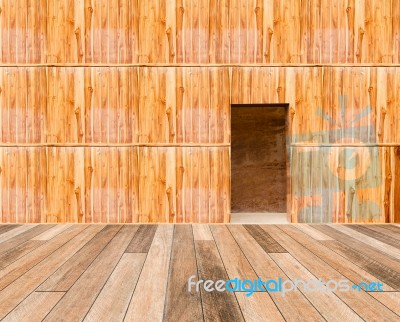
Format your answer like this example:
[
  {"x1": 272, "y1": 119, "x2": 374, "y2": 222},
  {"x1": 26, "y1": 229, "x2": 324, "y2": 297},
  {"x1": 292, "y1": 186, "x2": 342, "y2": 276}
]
[
  {"x1": 312, "y1": 225, "x2": 400, "y2": 274},
  {"x1": 37, "y1": 225, "x2": 122, "y2": 291},
  {"x1": 345, "y1": 225, "x2": 400, "y2": 249},
  {"x1": 0, "y1": 224, "x2": 399, "y2": 321},
  {"x1": 0, "y1": 224, "x2": 54, "y2": 255},
  {"x1": 0, "y1": 225, "x2": 21, "y2": 236},
  {"x1": 0, "y1": 240, "x2": 45, "y2": 270},
  {"x1": 0, "y1": 225, "x2": 103, "y2": 319},
  {"x1": 164, "y1": 225, "x2": 203, "y2": 322},
  {"x1": 194, "y1": 239, "x2": 245, "y2": 322},
  {"x1": 277, "y1": 225, "x2": 395, "y2": 290},
  {"x1": 125, "y1": 225, "x2": 173, "y2": 322},
  {"x1": 261, "y1": 225, "x2": 400, "y2": 321},
  {"x1": 125, "y1": 224, "x2": 157, "y2": 253},
  {"x1": 244, "y1": 224, "x2": 287, "y2": 253},
  {"x1": 269, "y1": 253, "x2": 362, "y2": 322},
  {"x1": 227, "y1": 224, "x2": 325, "y2": 321},
  {"x1": 42, "y1": 225, "x2": 137, "y2": 321}
]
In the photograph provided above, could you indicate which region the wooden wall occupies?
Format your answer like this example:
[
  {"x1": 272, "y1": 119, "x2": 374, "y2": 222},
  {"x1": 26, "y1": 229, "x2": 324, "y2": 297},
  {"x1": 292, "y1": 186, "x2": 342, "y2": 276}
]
[
  {"x1": 0, "y1": 0, "x2": 399, "y2": 223},
  {"x1": 1, "y1": 66, "x2": 400, "y2": 223},
  {"x1": 1, "y1": 0, "x2": 399, "y2": 63}
]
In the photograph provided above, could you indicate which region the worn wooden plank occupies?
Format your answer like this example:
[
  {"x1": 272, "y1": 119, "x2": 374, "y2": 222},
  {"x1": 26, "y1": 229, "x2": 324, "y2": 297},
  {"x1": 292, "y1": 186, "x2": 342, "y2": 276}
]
[
  {"x1": 244, "y1": 225, "x2": 286, "y2": 253},
  {"x1": 0, "y1": 239, "x2": 44, "y2": 270},
  {"x1": 330, "y1": 224, "x2": 400, "y2": 259},
  {"x1": 125, "y1": 224, "x2": 157, "y2": 253},
  {"x1": 0, "y1": 225, "x2": 104, "y2": 319},
  {"x1": 192, "y1": 224, "x2": 213, "y2": 241},
  {"x1": 42, "y1": 225, "x2": 136, "y2": 321},
  {"x1": 37, "y1": 225, "x2": 124, "y2": 292},
  {"x1": 31, "y1": 224, "x2": 72, "y2": 241},
  {"x1": 319, "y1": 238, "x2": 400, "y2": 290},
  {"x1": 295, "y1": 224, "x2": 334, "y2": 240},
  {"x1": 2, "y1": 292, "x2": 65, "y2": 322},
  {"x1": 83, "y1": 253, "x2": 146, "y2": 322},
  {"x1": 313, "y1": 224, "x2": 400, "y2": 274},
  {"x1": 227, "y1": 225, "x2": 325, "y2": 322},
  {"x1": 0, "y1": 225, "x2": 21, "y2": 236},
  {"x1": 210, "y1": 225, "x2": 258, "y2": 281},
  {"x1": 0, "y1": 225, "x2": 89, "y2": 291},
  {"x1": 164, "y1": 225, "x2": 202, "y2": 322},
  {"x1": 369, "y1": 292, "x2": 400, "y2": 316},
  {"x1": 261, "y1": 225, "x2": 400, "y2": 322},
  {"x1": 125, "y1": 225, "x2": 174, "y2": 322},
  {"x1": 270, "y1": 252, "x2": 363, "y2": 322},
  {"x1": 235, "y1": 292, "x2": 285, "y2": 322},
  {"x1": 194, "y1": 239, "x2": 244, "y2": 322},
  {"x1": 353, "y1": 224, "x2": 400, "y2": 241},
  {"x1": 277, "y1": 224, "x2": 394, "y2": 290},
  {"x1": 0, "y1": 224, "x2": 53, "y2": 254}
]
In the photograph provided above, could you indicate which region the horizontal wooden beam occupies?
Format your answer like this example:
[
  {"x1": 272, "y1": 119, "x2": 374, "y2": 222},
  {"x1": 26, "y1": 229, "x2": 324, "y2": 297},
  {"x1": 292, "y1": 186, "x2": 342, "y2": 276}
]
[
  {"x1": 0, "y1": 143, "x2": 231, "y2": 148},
  {"x1": 1, "y1": 64, "x2": 400, "y2": 68},
  {"x1": 291, "y1": 143, "x2": 400, "y2": 147}
]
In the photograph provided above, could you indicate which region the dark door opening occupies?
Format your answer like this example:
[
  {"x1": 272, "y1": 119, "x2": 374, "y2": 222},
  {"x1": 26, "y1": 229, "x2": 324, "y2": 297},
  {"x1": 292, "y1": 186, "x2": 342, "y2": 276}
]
[{"x1": 231, "y1": 104, "x2": 288, "y2": 214}]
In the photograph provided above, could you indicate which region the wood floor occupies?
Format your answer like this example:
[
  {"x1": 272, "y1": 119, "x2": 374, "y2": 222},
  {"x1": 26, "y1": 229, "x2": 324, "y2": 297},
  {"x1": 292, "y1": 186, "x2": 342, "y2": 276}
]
[{"x1": 0, "y1": 224, "x2": 399, "y2": 322}]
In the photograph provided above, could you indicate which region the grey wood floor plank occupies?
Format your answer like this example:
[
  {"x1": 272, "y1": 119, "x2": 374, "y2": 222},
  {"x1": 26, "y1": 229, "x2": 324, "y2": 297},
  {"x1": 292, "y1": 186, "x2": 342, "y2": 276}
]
[
  {"x1": 43, "y1": 225, "x2": 138, "y2": 322},
  {"x1": 84, "y1": 253, "x2": 146, "y2": 322},
  {"x1": 37, "y1": 225, "x2": 124, "y2": 291},
  {"x1": 261, "y1": 225, "x2": 400, "y2": 322},
  {"x1": 195, "y1": 239, "x2": 245, "y2": 322},
  {"x1": 0, "y1": 225, "x2": 89, "y2": 291},
  {"x1": 244, "y1": 224, "x2": 286, "y2": 253},
  {"x1": 0, "y1": 225, "x2": 104, "y2": 319},
  {"x1": 164, "y1": 225, "x2": 203, "y2": 322},
  {"x1": 0, "y1": 240, "x2": 45, "y2": 270},
  {"x1": 312, "y1": 225, "x2": 400, "y2": 274},
  {"x1": 0, "y1": 224, "x2": 54, "y2": 255},
  {"x1": 210, "y1": 225, "x2": 259, "y2": 281},
  {"x1": 270, "y1": 253, "x2": 362, "y2": 322},
  {"x1": 125, "y1": 224, "x2": 157, "y2": 253},
  {"x1": 228, "y1": 225, "x2": 325, "y2": 322},
  {"x1": 0, "y1": 225, "x2": 38, "y2": 244},
  {"x1": 235, "y1": 293, "x2": 285, "y2": 322},
  {"x1": 278, "y1": 225, "x2": 394, "y2": 290},
  {"x1": 345, "y1": 225, "x2": 400, "y2": 249},
  {"x1": 0, "y1": 225, "x2": 21, "y2": 236},
  {"x1": 124, "y1": 225, "x2": 174, "y2": 322},
  {"x1": 330, "y1": 225, "x2": 400, "y2": 260}
]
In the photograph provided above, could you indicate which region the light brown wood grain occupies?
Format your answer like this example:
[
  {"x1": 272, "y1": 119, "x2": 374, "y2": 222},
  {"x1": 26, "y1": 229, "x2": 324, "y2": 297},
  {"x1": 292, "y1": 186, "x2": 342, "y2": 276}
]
[
  {"x1": 0, "y1": 1, "x2": 399, "y2": 63},
  {"x1": 42, "y1": 225, "x2": 135, "y2": 322},
  {"x1": 227, "y1": 224, "x2": 325, "y2": 321},
  {"x1": 0, "y1": 224, "x2": 103, "y2": 319},
  {"x1": 84, "y1": 253, "x2": 146, "y2": 322},
  {"x1": 270, "y1": 252, "x2": 363, "y2": 322},
  {"x1": 2, "y1": 292, "x2": 65, "y2": 322},
  {"x1": 261, "y1": 224, "x2": 400, "y2": 322},
  {"x1": 125, "y1": 225, "x2": 174, "y2": 322}
]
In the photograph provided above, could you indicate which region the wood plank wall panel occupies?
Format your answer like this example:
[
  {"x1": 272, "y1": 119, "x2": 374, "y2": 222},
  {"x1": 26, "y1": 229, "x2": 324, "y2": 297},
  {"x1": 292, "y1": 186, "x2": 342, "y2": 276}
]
[
  {"x1": 1, "y1": 66, "x2": 400, "y2": 223},
  {"x1": 1, "y1": 0, "x2": 399, "y2": 64},
  {"x1": 290, "y1": 146, "x2": 392, "y2": 223},
  {"x1": 0, "y1": 147, "x2": 230, "y2": 223},
  {"x1": 0, "y1": 67, "x2": 230, "y2": 144},
  {"x1": 4, "y1": 66, "x2": 400, "y2": 145}
]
